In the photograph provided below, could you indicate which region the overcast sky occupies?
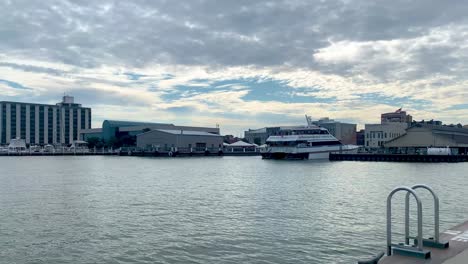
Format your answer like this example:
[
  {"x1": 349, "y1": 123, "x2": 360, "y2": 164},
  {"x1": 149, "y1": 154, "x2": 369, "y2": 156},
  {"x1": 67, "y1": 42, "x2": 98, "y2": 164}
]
[{"x1": 1, "y1": 0, "x2": 467, "y2": 135}]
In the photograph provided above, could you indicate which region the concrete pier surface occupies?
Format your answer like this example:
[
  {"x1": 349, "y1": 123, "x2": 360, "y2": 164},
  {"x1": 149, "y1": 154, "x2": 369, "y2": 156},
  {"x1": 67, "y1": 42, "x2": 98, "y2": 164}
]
[{"x1": 379, "y1": 220, "x2": 468, "y2": 264}]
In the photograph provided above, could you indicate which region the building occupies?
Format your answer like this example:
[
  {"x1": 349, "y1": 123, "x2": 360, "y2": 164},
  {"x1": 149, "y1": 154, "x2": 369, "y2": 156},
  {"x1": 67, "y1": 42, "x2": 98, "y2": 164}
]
[
  {"x1": 384, "y1": 124, "x2": 468, "y2": 155},
  {"x1": 136, "y1": 129, "x2": 223, "y2": 151},
  {"x1": 309, "y1": 117, "x2": 357, "y2": 145},
  {"x1": 412, "y1": 119, "x2": 443, "y2": 126},
  {"x1": 365, "y1": 122, "x2": 408, "y2": 148},
  {"x1": 80, "y1": 128, "x2": 103, "y2": 141},
  {"x1": 381, "y1": 108, "x2": 412, "y2": 124},
  {"x1": 244, "y1": 126, "x2": 299, "y2": 145},
  {"x1": 244, "y1": 128, "x2": 268, "y2": 145},
  {"x1": 356, "y1": 129, "x2": 365, "y2": 146},
  {"x1": 80, "y1": 119, "x2": 220, "y2": 147},
  {"x1": 0, "y1": 96, "x2": 91, "y2": 145},
  {"x1": 364, "y1": 109, "x2": 412, "y2": 149}
]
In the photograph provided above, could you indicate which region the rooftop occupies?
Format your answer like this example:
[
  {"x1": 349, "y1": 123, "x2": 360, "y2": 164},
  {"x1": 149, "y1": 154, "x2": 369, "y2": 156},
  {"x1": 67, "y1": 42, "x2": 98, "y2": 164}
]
[
  {"x1": 155, "y1": 129, "x2": 222, "y2": 137},
  {"x1": 103, "y1": 120, "x2": 174, "y2": 128}
]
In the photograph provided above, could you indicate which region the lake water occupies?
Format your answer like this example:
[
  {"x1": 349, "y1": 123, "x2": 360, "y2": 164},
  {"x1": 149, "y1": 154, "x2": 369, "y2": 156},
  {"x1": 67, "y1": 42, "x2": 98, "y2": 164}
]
[{"x1": 0, "y1": 156, "x2": 467, "y2": 264}]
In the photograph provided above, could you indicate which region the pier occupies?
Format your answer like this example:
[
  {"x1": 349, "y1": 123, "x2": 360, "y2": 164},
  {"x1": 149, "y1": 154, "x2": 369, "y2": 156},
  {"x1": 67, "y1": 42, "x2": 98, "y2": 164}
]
[
  {"x1": 118, "y1": 150, "x2": 260, "y2": 157},
  {"x1": 358, "y1": 185, "x2": 468, "y2": 264},
  {"x1": 376, "y1": 219, "x2": 468, "y2": 264},
  {"x1": 0, "y1": 152, "x2": 117, "y2": 156},
  {"x1": 330, "y1": 153, "x2": 468, "y2": 162}
]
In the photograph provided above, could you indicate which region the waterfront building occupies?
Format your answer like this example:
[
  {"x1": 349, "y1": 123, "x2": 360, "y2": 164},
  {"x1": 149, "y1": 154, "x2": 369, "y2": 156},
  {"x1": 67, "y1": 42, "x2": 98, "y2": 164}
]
[
  {"x1": 309, "y1": 117, "x2": 357, "y2": 145},
  {"x1": 0, "y1": 96, "x2": 91, "y2": 145},
  {"x1": 244, "y1": 128, "x2": 268, "y2": 145},
  {"x1": 364, "y1": 109, "x2": 412, "y2": 149},
  {"x1": 384, "y1": 124, "x2": 468, "y2": 155},
  {"x1": 80, "y1": 119, "x2": 220, "y2": 146},
  {"x1": 136, "y1": 129, "x2": 223, "y2": 151},
  {"x1": 364, "y1": 123, "x2": 408, "y2": 148}
]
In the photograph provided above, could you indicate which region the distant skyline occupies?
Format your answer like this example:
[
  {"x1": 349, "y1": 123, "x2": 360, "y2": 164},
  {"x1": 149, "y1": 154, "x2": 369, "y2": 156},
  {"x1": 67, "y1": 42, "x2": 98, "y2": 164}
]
[{"x1": 0, "y1": 0, "x2": 467, "y2": 136}]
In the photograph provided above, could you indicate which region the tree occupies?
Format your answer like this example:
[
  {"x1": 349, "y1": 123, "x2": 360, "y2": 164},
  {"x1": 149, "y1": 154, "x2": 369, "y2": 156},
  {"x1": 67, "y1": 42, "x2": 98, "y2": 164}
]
[
  {"x1": 254, "y1": 138, "x2": 262, "y2": 145},
  {"x1": 106, "y1": 136, "x2": 120, "y2": 148},
  {"x1": 86, "y1": 137, "x2": 104, "y2": 149}
]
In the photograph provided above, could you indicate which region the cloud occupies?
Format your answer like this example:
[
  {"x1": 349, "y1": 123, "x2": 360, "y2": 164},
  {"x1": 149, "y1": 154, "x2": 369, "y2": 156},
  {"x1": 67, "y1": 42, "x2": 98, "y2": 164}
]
[{"x1": 0, "y1": 0, "x2": 467, "y2": 135}]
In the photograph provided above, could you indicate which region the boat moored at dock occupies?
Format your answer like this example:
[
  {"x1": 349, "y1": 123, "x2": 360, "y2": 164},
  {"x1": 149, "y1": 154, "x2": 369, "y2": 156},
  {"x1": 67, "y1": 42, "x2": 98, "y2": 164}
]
[{"x1": 261, "y1": 126, "x2": 358, "y2": 160}]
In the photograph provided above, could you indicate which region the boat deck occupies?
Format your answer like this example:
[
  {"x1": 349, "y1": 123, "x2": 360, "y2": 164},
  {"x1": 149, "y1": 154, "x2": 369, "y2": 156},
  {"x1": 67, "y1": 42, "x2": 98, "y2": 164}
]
[{"x1": 379, "y1": 220, "x2": 468, "y2": 264}]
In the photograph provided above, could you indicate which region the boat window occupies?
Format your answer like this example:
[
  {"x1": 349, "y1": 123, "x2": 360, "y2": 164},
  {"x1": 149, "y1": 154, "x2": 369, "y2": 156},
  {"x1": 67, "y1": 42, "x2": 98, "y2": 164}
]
[{"x1": 312, "y1": 141, "x2": 342, "y2": 146}]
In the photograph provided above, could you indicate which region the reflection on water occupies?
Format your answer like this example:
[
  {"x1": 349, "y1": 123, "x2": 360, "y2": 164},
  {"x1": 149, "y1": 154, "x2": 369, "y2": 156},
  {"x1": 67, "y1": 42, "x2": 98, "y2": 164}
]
[{"x1": 0, "y1": 156, "x2": 467, "y2": 263}]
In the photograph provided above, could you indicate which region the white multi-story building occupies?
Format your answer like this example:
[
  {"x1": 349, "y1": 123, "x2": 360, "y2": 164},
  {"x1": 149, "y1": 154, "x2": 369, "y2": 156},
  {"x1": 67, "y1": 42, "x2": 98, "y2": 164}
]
[
  {"x1": 0, "y1": 96, "x2": 91, "y2": 145},
  {"x1": 364, "y1": 109, "x2": 412, "y2": 149},
  {"x1": 364, "y1": 122, "x2": 408, "y2": 148}
]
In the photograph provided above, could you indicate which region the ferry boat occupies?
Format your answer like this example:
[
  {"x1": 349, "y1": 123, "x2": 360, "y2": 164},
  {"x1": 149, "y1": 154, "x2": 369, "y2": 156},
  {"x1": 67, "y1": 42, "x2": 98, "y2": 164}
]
[{"x1": 260, "y1": 126, "x2": 358, "y2": 160}]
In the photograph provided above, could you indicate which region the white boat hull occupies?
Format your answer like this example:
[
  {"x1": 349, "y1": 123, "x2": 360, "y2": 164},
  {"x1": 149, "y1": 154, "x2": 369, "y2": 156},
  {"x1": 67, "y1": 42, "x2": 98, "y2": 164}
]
[{"x1": 261, "y1": 145, "x2": 358, "y2": 160}]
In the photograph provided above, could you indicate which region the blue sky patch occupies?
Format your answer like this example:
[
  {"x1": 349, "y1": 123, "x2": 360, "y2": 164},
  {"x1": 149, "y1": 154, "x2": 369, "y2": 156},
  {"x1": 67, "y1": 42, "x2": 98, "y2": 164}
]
[
  {"x1": 444, "y1": 104, "x2": 468, "y2": 110},
  {"x1": 123, "y1": 72, "x2": 147, "y2": 80},
  {"x1": 357, "y1": 92, "x2": 432, "y2": 110},
  {"x1": 0, "y1": 79, "x2": 32, "y2": 90},
  {"x1": 160, "y1": 78, "x2": 336, "y2": 104}
]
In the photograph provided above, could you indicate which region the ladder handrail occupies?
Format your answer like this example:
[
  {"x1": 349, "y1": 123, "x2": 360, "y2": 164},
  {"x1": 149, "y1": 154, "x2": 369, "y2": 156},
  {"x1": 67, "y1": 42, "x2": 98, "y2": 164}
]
[
  {"x1": 405, "y1": 184, "x2": 440, "y2": 243},
  {"x1": 387, "y1": 187, "x2": 423, "y2": 256}
]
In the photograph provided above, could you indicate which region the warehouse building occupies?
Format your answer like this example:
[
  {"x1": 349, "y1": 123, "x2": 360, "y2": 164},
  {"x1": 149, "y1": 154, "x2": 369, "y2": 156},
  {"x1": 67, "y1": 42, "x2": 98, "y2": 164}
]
[
  {"x1": 80, "y1": 120, "x2": 220, "y2": 148},
  {"x1": 384, "y1": 124, "x2": 468, "y2": 155},
  {"x1": 0, "y1": 96, "x2": 91, "y2": 145},
  {"x1": 136, "y1": 129, "x2": 223, "y2": 152}
]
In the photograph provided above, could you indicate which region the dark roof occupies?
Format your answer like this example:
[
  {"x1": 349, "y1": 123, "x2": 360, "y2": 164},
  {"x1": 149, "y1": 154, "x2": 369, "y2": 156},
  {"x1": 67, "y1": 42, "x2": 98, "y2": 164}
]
[
  {"x1": 103, "y1": 120, "x2": 173, "y2": 127},
  {"x1": 156, "y1": 129, "x2": 222, "y2": 136}
]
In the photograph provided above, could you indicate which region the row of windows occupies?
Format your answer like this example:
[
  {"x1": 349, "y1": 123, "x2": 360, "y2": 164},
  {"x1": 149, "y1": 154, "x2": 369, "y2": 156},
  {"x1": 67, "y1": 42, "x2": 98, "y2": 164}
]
[
  {"x1": 0, "y1": 105, "x2": 91, "y2": 144},
  {"x1": 366, "y1": 132, "x2": 402, "y2": 139},
  {"x1": 366, "y1": 140, "x2": 386, "y2": 147}
]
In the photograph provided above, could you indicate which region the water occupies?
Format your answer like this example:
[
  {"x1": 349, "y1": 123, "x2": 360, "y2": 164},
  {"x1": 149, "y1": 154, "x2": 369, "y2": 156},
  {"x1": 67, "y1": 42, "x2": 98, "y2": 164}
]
[{"x1": 0, "y1": 156, "x2": 467, "y2": 264}]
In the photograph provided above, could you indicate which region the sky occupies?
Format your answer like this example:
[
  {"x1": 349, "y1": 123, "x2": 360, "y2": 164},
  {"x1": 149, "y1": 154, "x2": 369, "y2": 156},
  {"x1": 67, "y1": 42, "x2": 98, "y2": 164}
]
[{"x1": 0, "y1": 0, "x2": 467, "y2": 136}]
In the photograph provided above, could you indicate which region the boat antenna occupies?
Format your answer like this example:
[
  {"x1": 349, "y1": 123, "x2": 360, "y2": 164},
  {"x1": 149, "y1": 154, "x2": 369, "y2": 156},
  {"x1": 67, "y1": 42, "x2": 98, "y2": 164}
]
[{"x1": 305, "y1": 114, "x2": 313, "y2": 127}]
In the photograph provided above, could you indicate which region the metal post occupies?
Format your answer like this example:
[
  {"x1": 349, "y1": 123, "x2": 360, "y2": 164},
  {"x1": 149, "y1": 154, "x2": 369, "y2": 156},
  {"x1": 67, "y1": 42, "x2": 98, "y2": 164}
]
[{"x1": 387, "y1": 187, "x2": 423, "y2": 256}]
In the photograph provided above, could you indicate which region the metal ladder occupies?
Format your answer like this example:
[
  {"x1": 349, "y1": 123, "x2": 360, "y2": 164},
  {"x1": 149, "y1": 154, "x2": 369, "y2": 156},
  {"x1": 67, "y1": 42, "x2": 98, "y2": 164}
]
[
  {"x1": 387, "y1": 185, "x2": 449, "y2": 259},
  {"x1": 387, "y1": 186, "x2": 431, "y2": 259},
  {"x1": 358, "y1": 184, "x2": 449, "y2": 263},
  {"x1": 405, "y1": 184, "x2": 449, "y2": 249}
]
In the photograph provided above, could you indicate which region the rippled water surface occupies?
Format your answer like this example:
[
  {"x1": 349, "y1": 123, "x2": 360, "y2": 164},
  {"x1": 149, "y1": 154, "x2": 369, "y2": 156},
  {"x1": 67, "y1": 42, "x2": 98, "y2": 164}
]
[{"x1": 1, "y1": 156, "x2": 468, "y2": 264}]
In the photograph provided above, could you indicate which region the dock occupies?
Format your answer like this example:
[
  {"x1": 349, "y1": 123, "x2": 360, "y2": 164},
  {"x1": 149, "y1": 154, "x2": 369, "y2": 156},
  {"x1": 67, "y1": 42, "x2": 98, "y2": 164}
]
[
  {"x1": 118, "y1": 150, "x2": 260, "y2": 157},
  {"x1": 330, "y1": 153, "x2": 468, "y2": 162},
  {"x1": 0, "y1": 152, "x2": 117, "y2": 156},
  {"x1": 377, "y1": 219, "x2": 468, "y2": 264}
]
